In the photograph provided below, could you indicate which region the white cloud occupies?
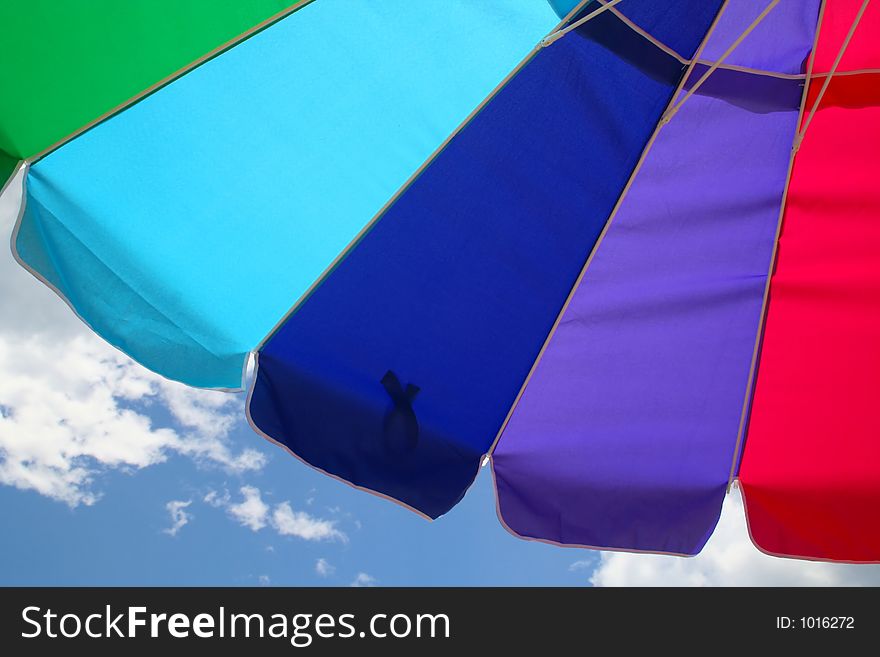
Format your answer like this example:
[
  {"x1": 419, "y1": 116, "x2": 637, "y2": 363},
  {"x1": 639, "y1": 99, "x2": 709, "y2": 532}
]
[
  {"x1": 203, "y1": 489, "x2": 231, "y2": 508},
  {"x1": 219, "y1": 485, "x2": 346, "y2": 543},
  {"x1": 258, "y1": 575, "x2": 271, "y2": 587},
  {"x1": 568, "y1": 560, "x2": 594, "y2": 572},
  {"x1": 590, "y1": 486, "x2": 880, "y2": 587},
  {"x1": 0, "y1": 171, "x2": 265, "y2": 507},
  {"x1": 227, "y1": 485, "x2": 270, "y2": 531},
  {"x1": 163, "y1": 500, "x2": 192, "y2": 536},
  {"x1": 273, "y1": 502, "x2": 348, "y2": 543},
  {"x1": 315, "y1": 558, "x2": 335, "y2": 577},
  {"x1": 350, "y1": 572, "x2": 378, "y2": 587}
]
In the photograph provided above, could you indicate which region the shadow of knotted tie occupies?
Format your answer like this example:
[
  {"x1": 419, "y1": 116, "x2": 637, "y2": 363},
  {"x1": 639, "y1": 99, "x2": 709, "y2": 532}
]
[{"x1": 380, "y1": 370, "x2": 420, "y2": 453}]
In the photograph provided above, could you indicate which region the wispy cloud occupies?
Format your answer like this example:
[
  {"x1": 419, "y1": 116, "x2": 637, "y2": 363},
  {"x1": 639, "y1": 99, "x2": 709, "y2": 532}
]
[
  {"x1": 218, "y1": 486, "x2": 347, "y2": 543},
  {"x1": 273, "y1": 502, "x2": 347, "y2": 543},
  {"x1": 315, "y1": 558, "x2": 335, "y2": 577},
  {"x1": 227, "y1": 485, "x2": 270, "y2": 531},
  {"x1": 568, "y1": 560, "x2": 594, "y2": 573},
  {"x1": 350, "y1": 572, "x2": 378, "y2": 587},
  {"x1": 162, "y1": 500, "x2": 193, "y2": 536},
  {"x1": 203, "y1": 489, "x2": 231, "y2": 508}
]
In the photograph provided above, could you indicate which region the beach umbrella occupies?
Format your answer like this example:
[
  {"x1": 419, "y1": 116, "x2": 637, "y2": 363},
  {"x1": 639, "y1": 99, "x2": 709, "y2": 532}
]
[{"x1": 3, "y1": 0, "x2": 878, "y2": 563}]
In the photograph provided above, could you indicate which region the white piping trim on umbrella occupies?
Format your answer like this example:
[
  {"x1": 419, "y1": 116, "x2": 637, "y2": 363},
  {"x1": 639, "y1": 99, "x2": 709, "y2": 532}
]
[
  {"x1": 244, "y1": 352, "x2": 438, "y2": 522},
  {"x1": 488, "y1": 455, "x2": 704, "y2": 557},
  {"x1": 737, "y1": 479, "x2": 880, "y2": 564},
  {"x1": 8, "y1": 161, "x2": 249, "y2": 392}
]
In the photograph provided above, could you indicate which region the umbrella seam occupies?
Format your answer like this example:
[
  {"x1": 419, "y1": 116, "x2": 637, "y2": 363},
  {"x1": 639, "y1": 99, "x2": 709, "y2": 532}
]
[
  {"x1": 26, "y1": 0, "x2": 319, "y2": 166},
  {"x1": 487, "y1": 0, "x2": 734, "y2": 459},
  {"x1": 251, "y1": 0, "x2": 598, "y2": 351},
  {"x1": 725, "y1": 0, "x2": 828, "y2": 491},
  {"x1": 793, "y1": 0, "x2": 871, "y2": 152}
]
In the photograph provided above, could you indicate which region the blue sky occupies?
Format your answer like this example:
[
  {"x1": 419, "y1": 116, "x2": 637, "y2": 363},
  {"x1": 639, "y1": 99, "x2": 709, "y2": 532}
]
[
  {"x1": 2, "y1": 167, "x2": 880, "y2": 587},
  {"x1": 0, "y1": 166, "x2": 593, "y2": 587},
  {"x1": 0, "y1": 418, "x2": 595, "y2": 587}
]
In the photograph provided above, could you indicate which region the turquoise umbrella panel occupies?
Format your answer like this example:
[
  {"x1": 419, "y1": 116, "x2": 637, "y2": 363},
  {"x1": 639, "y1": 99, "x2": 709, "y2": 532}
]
[{"x1": 15, "y1": 0, "x2": 566, "y2": 389}]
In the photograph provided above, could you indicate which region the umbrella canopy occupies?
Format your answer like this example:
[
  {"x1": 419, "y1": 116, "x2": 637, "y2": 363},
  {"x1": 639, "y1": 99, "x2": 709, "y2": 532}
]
[
  {"x1": 12, "y1": 0, "x2": 567, "y2": 389},
  {"x1": 4, "y1": 0, "x2": 878, "y2": 563}
]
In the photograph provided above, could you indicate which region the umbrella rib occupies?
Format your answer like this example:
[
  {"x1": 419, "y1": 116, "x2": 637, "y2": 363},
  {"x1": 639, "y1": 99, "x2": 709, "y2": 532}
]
[
  {"x1": 660, "y1": 0, "x2": 781, "y2": 126},
  {"x1": 793, "y1": 0, "x2": 871, "y2": 152},
  {"x1": 726, "y1": 0, "x2": 828, "y2": 492},
  {"x1": 602, "y1": 0, "x2": 878, "y2": 82},
  {"x1": 486, "y1": 0, "x2": 733, "y2": 458},
  {"x1": 540, "y1": 0, "x2": 625, "y2": 47},
  {"x1": 252, "y1": 0, "x2": 598, "y2": 350}
]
